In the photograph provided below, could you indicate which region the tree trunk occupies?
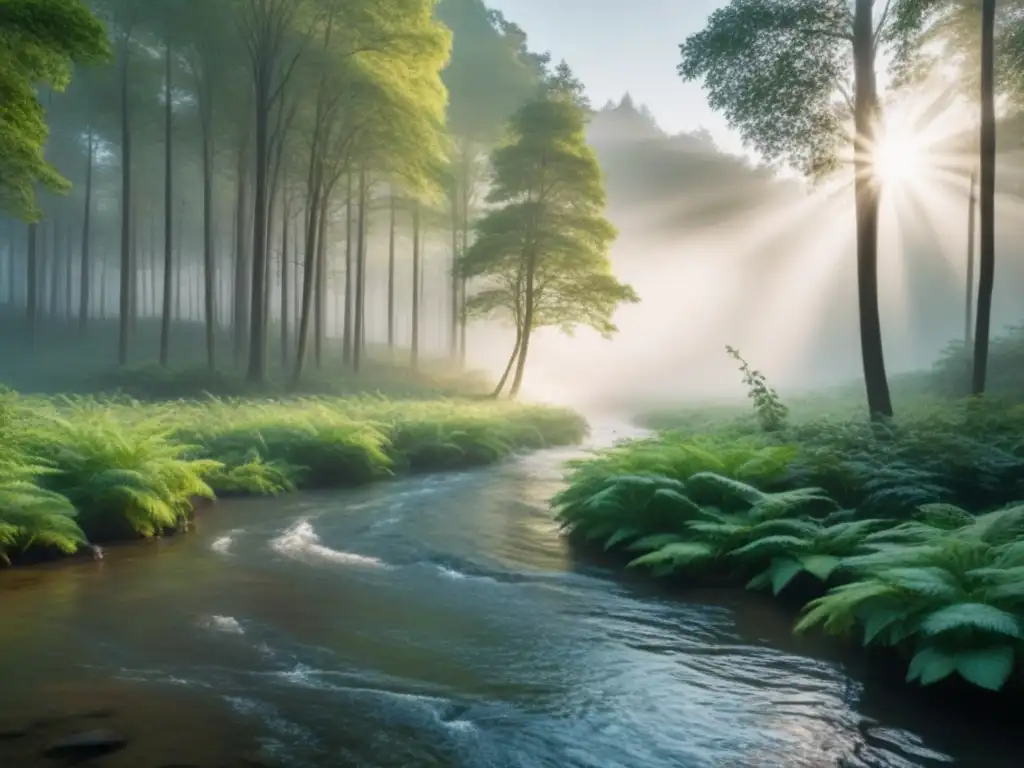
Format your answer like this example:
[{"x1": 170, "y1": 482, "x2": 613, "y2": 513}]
[
  {"x1": 148, "y1": 216, "x2": 158, "y2": 319},
  {"x1": 460, "y1": 145, "x2": 471, "y2": 365},
  {"x1": 49, "y1": 219, "x2": 60, "y2": 322},
  {"x1": 160, "y1": 41, "x2": 174, "y2": 367},
  {"x1": 411, "y1": 200, "x2": 421, "y2": 369},
  {"x1": 973, "y1": 0, "x2": 997, "y2": 396},
  {"x1": 79, "y1": 126, "x2": 94, "y2": 332},
  {"x1": 342, "y1": 174, "x2": 354, "y2": 366},
  {"x1": 201, "y1": 112, "x2": 216, "y2": 370},
  {"x1": 38, "y1": 222, "x2": 47, "y2": 318},
  {"x1": 353, "y1": 168, "x2": 368, "y2": 372},
  {"x1": 233, "y1": 138, "x2": 250, "y2": 366},
  {"x1": 99, "y1": 251, "x2": 106, "y2": 318},
  {"x1": 508, "y1": 249, "x2": 536, "y2": 398},
  {"x1": 129, "y1": 197, "x2": 138, "y2": 330},
  {"x1": 26, "y1": 224, "x2": 37, "y2": 345},
  {"x1": 851, "y1": 0, "x2": 892, "y2": 419},
  {"x1": 387, "y1": 194, "x2": 396, "y2": 352},
  {"x1": 6, "y1": 223, "x2": 16, "y2": 305},
  {"x1": 281, "y1": 197, "x2": 290, "y2": 368},
  {"x1": 450, "y1": 168, "x2": 460, "y2": 358},
  {"x1": 118, "y1": 37, "x2": 132, "y2": 365},
  {"x1": 314, "y1": 193, "x2": 327, "y2": 369},
  {"x1": 492, "y1": 326, "x2": 522, "y2": 398},
  {"x1": 64, "y1": 218, "x2": 73, "y2": 319},
  {"x1": 246, "y1": 59, "x2": 272, "y2": 383},
  {"x1": 293, "y1": 175, "x2": 322, "y2": 385}
]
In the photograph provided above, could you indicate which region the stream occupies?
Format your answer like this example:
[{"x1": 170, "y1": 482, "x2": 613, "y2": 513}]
[{"x1": 0, "y1": 420, "x2": 1018, "y2": 767}]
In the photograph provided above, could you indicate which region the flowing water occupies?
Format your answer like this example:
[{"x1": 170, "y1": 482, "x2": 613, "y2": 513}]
[{"x1": 0, "y1": 420, "x2": 1019, "y2": 768}]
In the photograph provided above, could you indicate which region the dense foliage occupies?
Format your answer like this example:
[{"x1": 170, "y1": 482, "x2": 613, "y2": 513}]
[
  {"x1": 0, "y1": 0, "x2": 110, "y2": 220},
  {"x1": 558, "y1": 346, "x2": 1024, "y2": 694},
  {"x1": 0, "y1": 0, "x2": 608, "y2": 399},
  {"x1": 457, "y1": 66, "x2": 638, "y2": 398},
  {"x1": 0, "y1": 388, "x2": 585, "y2": 564},
  {"x1": 554, "y1": 394, "x2": 1024, "y2": 694}
]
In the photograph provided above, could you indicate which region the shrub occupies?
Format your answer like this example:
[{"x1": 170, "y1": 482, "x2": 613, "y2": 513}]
[{"x1": 553, "y1": 408, "x2": 1024, "y2": 693}]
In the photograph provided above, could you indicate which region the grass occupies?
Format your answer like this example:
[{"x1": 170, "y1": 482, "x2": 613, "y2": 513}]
[
  {"x1": 552, "y1": 345, "x2": 1024, "y2": 696},
  {"x1": 0, "y1": 388, "x2": 587, "y2": 565}
]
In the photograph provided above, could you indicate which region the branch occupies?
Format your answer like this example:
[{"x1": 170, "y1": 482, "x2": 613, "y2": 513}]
[{"x1": 874, "y1": 0, "x2": 894, "y2": 50}]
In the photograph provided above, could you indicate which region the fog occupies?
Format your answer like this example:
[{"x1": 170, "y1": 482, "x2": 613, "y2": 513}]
[{"x1": 480, "y1": 95, "x2": 1024, "y2": 409}]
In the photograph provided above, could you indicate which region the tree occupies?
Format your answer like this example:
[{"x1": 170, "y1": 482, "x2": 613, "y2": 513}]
[
  {"x1": 678, "y1": 0, "x2": 940, "y2": 419},
  {"x1": 459, "y1": 64, "x2": 638, "y2": 398},
  {"x1": 975, "y1": 0, "x2": 997, "y2": 395},
  {"x1": 884, "y1": 1, "x2": 1024, "y2": 395},
  {"x1": 0, "y1": 0, "x2": 110, "y2": 221},
  {"x1": 436, "y1": 0, "x2": 545, "y2": 363}
]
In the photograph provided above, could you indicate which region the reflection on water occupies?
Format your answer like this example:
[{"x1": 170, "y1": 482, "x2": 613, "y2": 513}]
[{"x1": 0, "y1": 417, "x2": 1018, "y2": 767}]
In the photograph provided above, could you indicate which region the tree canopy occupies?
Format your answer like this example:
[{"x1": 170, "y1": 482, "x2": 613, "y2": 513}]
[
  {"x1": 459, "y1": 67, "x2": 638, "y2": 397},
  {"x1": 0, "y1": 0, "x2": 110, "y2": 220},
  {"x1": 678, "y1": 0, "x2": 945, "y2": 178}
]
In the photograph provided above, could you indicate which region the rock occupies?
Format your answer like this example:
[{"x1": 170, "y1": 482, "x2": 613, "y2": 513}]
[
  {"x1": 43, "y1": 728, "x2": 128, "y2": 760},
  {"x1": 0, "y1": 726, "x2": 29, "y2": 740}
]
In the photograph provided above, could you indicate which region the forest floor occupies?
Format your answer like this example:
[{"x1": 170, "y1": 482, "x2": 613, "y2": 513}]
[{"x1": 554, "y1": 388, "x2": 1024, "y2": 697}]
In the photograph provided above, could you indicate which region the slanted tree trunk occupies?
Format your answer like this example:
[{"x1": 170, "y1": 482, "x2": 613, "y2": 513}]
[
  {"x1": 973, "y1": 0, "x2": 997, "y2": 396},
  {"x1": 851, "y1": 0, "x2": 892, "y2": 419},
  {"x1": 493, "y1": 327, "x2": 522, "y2": 398},
  {"x1": 508, "y1": 249, "x2": 537, "y2": 399}
]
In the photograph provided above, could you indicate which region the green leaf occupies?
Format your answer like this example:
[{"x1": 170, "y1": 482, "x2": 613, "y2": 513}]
[
  {"x1": 746, "y1": 568, "x2": 773, "y2": 591},
  {"x1": 651, "y1": 488, "x2": 706, "y2": 518},
  {"x1": 627, "y1": 533, "x2": 687, "y2": 552},
  {"x1": 627, "y1": 542, "x2": 716, "y2": 571},
  {"x1": 861, "y1": 608, "x2": 905, "y2": 646},
  {"x1": 770, "y1": 557, "x2": 804, "y2": 595},
  {"x1": 907, "y1": 646, "x2": 957, "y2": 686},
  {"x1": 954, "y1": 646, "x2": 1015, "y2": 691},
  {"x1": 729, "y1": 534, "x2": 810, "y2": 560},
  {"x1": 603, "y1": 527, "x2": 640, "y2": 550},
  {"x1": 799, "y1": 553, "x2": 840, "y2": 582},
  {"x1": 920, "y1": 603, "x2": 1022, "y2": 639}
]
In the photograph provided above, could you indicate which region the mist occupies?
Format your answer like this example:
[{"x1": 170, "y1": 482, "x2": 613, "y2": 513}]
[{"x1": 485, "y1": 95, "x2": 1024, "y2": 410}]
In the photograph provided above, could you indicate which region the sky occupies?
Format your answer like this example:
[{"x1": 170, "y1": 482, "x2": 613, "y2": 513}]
[{"x1": 486, "y1": 0, "x2": 745, "y2": 153}]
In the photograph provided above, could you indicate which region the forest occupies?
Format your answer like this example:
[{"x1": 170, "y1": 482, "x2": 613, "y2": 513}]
[
  {"x1": 4, "y1": 1, "x2": 1024, "y2": 766},
  {"x1": 0, "y1": 0, "x2": 629, "y2": 557}
]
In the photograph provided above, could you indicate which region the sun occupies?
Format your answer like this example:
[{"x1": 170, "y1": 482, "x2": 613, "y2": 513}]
[{"x1": 871, "y1": 129, "x2": 925, "y2": 187}]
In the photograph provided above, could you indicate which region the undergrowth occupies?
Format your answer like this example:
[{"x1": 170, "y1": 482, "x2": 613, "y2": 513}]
[
  {"x1": 553, "y1": 398, "x2": 1024, "y2": 695},
  {"x1": 0, "y1": 390, "x2": 586, "y2": 564}
]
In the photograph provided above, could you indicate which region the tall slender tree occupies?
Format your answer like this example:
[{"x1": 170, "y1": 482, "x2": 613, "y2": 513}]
[{"x1": 679, "y1": 0, "x2": 945, "y2": 419}]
